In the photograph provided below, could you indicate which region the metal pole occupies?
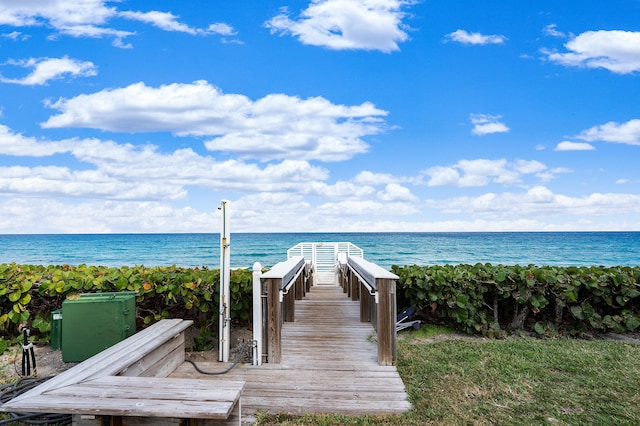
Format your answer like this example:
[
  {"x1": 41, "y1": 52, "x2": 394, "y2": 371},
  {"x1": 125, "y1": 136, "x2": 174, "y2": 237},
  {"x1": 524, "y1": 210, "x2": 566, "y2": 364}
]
[
  {"x1": 218, "y1": 200, "x2": 231, "y2": 362},
  {"x1": 252, "y1": 262, "x2": 262, "y2": 366}
]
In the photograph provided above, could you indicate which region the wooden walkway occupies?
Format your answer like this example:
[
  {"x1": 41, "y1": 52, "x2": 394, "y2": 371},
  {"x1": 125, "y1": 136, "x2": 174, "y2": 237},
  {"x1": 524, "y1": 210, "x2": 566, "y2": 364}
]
[{"x1": 171, "y1": 285, "x2": 411, "y2": 423}]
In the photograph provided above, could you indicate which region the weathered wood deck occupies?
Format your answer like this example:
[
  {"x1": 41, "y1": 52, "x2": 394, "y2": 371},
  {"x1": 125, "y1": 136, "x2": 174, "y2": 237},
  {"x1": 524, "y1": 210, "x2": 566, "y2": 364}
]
[{"x1": 171, "y1": 285, "x2": 411, "y2": 422}]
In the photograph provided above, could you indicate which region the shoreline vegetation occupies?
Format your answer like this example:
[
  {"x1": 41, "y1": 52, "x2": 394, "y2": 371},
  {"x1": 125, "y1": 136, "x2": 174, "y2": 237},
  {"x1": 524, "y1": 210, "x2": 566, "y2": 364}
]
[{"x1": 1, "y1": 263, "x2": 639, "y2": 349}]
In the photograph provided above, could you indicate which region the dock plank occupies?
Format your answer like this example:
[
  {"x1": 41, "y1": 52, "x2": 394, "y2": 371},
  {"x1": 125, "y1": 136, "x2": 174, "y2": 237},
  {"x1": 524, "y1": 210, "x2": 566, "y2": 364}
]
[{"x1": 171, "y1": 285, "x2": 411, "y2": 419}]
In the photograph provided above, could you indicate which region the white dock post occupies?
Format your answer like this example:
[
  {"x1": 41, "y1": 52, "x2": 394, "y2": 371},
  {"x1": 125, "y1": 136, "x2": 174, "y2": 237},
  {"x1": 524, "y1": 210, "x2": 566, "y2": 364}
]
[{"x1": 252, "y1": 262, "x2": 262, "y2": 366}]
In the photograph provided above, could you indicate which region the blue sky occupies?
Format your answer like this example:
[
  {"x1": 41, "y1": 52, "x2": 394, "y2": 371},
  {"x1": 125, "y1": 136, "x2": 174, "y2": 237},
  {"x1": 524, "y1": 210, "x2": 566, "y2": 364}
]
[{"x1": 0, "y1": 0, "x2": 639, "y2": 233}]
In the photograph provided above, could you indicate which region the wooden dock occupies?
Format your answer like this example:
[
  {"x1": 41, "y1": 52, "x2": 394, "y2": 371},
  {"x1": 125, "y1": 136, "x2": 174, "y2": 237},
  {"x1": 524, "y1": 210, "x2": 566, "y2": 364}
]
[{"x1": 171, "y1": 285, "x2": 411, "y2": 421}]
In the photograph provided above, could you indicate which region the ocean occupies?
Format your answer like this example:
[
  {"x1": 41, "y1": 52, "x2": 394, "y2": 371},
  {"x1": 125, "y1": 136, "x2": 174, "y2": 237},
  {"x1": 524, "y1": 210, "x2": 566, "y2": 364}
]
[{"x1": 0, "y1": 232, "x2": 639, "y2": 270}]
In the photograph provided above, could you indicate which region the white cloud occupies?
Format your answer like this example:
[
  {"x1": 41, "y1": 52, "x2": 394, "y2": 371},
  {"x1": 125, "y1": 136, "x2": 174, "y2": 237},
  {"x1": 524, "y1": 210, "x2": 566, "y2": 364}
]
[
  {"x1": 576, "y1": 119, "x2": 640, "y2": 145},
  {"x1": 0, "y1": 1, "x2": 232, "y2": 47},
  {"x1": 423, "y1": 158, "x2": 552, "y2": 187},
  {"x1": 208, "y1": 23, "x2": 237, "y2": 36},
  {"x1": 0, "y1": 123, "x2": 426, "y2": 233},
  {"x1": 0, "y1": 198, "x2": 217, "y2": 234},
  {"x1": 512, "y1": 159, "x2": 547, "y2": 175},
  {"x1": 0, "y1": 0, "x2": 130, "y2": 46},
  {"x1": 423, "y1": 166, "x2": 461, "y2": 186},
  {"x1": 118, "y1": 11, "x2": 199, "y2": 34},
  {"x1": 458, "y1": 159, "x2": 514, "y2": 186},
  {"x1": 317, "y1": 199, "x2": 419, "y2": 216},
  {"x1": 0, "y1": 165, "x2": 188, "y2": 200},
  {"x1": 353, "y1": 171, "x2": 404, "y2": 185},
  {"x1": 0, "y1": 56, "x2": 97, "y2": 85},
  {"x1": 0, "y1": 125, "x2": 75, "y2": 156},
  {"x1": 536, "y1": 167, "x2": 572, "y2": 183},
  {"x1": 0, "y1": 0, "x2": 116, "y2": 28},
  {"x1": 42, "y1": 80, "x2": 388, "y2": 162},
  {"x1": 543, "y1": 24, "x2": 565, "y2": 38},
  {"x1": 2, "y1": 31, "x2": 29, "y2": 41},
  {"x1": 0, "y1": 125, "x2": 338, "y2": 201},
  {"x1": 376, "y1": 183, "x2": 417, "y2": 202},
  {"x1": 446, "y1": 29, "x2": 506, "y2": 45},
  {"x1": 544, "y1": 30, "x2": 640, "y2": 74},
  {"x1": 554, "y1": 141, "x2": 596, "y2": 151},
  {"x1": 470, "y1": 114, "x2": 510, "y2": 135},
  {"x1": 54, "y1": 26, "x2": 135, "y2": 48},
  {"x1": 430, "y1": 186, "x2": 640, "y2": 220},
  {"x1": 307, "y1": 181, "x2": 375, "y2": 198},
  {"x1": 265, "y1": 0, "x2": 413, "y2": 53}
]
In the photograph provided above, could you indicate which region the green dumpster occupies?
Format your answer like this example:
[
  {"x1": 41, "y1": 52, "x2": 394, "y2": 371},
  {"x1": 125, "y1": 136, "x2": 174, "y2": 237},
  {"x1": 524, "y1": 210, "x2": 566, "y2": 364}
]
[{"x1": 61, "y1": 292, "x2": 136, "y2": 362}]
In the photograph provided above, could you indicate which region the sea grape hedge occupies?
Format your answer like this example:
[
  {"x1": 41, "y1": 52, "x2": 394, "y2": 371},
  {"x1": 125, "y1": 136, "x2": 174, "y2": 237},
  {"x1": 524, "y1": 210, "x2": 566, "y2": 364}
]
[
  {"x1": 0, "y1": 263, "x2": 253, "y2": 353},
  {"x1": 2, "y1": 263, "x2": 640, "y2": 355},
  {"x1": 392, "y1": 264, "x2": 640, "y2": 338}
]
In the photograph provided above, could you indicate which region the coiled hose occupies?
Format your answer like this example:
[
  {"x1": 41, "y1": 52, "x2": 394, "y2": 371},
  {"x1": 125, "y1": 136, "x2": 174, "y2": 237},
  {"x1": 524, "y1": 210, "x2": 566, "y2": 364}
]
[{"x1": 0, "y1": 376, "x2": 71, "y2": 425}]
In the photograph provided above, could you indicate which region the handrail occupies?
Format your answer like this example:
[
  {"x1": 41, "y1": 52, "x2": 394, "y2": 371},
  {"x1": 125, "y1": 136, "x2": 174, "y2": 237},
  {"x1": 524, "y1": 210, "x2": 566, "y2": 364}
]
[
  {"x1": 347, "y1": 256, "x2": 399, "y2": 292},
  {"x1": 262, "y1": 256, "x2": 305, "y2": 291}
]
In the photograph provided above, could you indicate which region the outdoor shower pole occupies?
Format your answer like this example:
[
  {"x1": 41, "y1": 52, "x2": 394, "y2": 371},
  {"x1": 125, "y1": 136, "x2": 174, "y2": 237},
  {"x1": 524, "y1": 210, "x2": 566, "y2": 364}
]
[{"x1": 218, "y1": 200, "x2": 231, "y2": 362}]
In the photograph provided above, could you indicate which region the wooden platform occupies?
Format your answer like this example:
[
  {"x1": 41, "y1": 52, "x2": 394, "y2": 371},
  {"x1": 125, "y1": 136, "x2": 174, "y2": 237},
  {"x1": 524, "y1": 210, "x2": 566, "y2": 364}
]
[
  {"x1": 172, "y1": 285, "x2": 411, "y2": 421},
  {"x1": 1, "y1": 319, "x2": 245, "y2": 425}
]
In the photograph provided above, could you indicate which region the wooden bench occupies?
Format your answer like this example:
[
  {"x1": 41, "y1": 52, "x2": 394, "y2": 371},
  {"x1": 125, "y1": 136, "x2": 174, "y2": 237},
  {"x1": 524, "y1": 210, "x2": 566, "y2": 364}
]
[{"x1": 1, "y1": 319, "x2": 245, "y2": 425}]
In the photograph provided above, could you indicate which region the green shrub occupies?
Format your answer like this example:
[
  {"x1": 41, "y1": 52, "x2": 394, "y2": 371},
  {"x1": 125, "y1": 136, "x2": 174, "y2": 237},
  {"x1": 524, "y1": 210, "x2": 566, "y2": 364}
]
[
  {"x1": 393, "y1": 264, "x2": 640, "y2": 337},
  {"x1": 0, "y1": 263, "x2": 254, "y2": 352}
]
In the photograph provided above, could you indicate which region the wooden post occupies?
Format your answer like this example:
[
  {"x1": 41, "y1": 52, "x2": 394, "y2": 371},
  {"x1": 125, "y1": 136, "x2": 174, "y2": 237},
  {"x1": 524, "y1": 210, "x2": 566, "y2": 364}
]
[
  {"x1": 376, "y1": 278, "x2": 397, "y2": 366},
  {"x1": 295, "y1": 273, "x2": 304, "y2": 301},
  {"x1": 266, "y1": 278, "x2": 281, "y2": 363},
  {"x1": 350, "y1": 270, "x2": 359, "y2": 302},
  {"x1": 307, "y1": 267, "x2": 313, "y2": 291},
  {"x1": 284, "y1": 282, "x2": 295, "y2": 322},
  {"x1": 360, "y1": 281, "x2": 370, "y2": 322},
  {"x1": 370, "y1": 292, "x2": 377, "y2": 329},
  {"x1": 344, "y1": 266, "x2": 351, "y2": 297}
]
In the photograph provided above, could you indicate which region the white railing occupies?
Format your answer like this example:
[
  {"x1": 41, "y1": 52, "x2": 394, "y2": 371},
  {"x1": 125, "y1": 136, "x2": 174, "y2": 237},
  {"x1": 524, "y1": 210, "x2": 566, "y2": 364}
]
[{"x1": 287, "y1": 242, "x2": 363, "y2": 285}]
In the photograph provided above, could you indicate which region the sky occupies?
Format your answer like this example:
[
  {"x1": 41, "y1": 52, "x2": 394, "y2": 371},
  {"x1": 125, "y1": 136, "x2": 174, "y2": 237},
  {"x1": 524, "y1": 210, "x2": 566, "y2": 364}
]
[{"x1": 0, "y1": 0, "x2": 639, "y2": 234}]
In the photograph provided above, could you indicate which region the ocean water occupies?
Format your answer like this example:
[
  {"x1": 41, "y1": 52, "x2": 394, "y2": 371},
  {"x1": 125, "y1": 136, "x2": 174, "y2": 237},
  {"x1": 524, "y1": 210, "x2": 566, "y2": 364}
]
[{"x1": 0, "y1": 232, "x2": 639, "y2": 270}]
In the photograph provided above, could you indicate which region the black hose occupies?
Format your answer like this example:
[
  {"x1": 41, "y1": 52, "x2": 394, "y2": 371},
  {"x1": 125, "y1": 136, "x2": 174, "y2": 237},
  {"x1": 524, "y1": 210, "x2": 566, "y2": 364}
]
[
  {"x1": 185, "y1": 340, "x2": 254, "y2": 375},
  {"x1": 0, "y1": 377, "x2": 72, "y2": 425}
]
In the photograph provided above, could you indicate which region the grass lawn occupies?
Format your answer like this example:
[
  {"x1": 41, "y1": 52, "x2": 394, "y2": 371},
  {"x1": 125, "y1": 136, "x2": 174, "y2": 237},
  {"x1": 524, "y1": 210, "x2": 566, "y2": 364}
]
[{"x1": 258, "y1": 327, "x2": 640, "y2": 425}]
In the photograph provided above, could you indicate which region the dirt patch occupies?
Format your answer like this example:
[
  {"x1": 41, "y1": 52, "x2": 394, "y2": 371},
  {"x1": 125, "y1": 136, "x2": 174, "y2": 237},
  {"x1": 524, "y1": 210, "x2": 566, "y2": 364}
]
[
  {"x1": 594, "y1": 332, "x2": 640, "y2": 343},
  {"x1": 185, "y1": 325, "x2": 255, "y2": 363},
  {"x1": 397, "y1": 330, "x2": 486, "y2": 345},
  {"x1": 1, "y1": 344, "x2": 73, "y2": 381}
]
